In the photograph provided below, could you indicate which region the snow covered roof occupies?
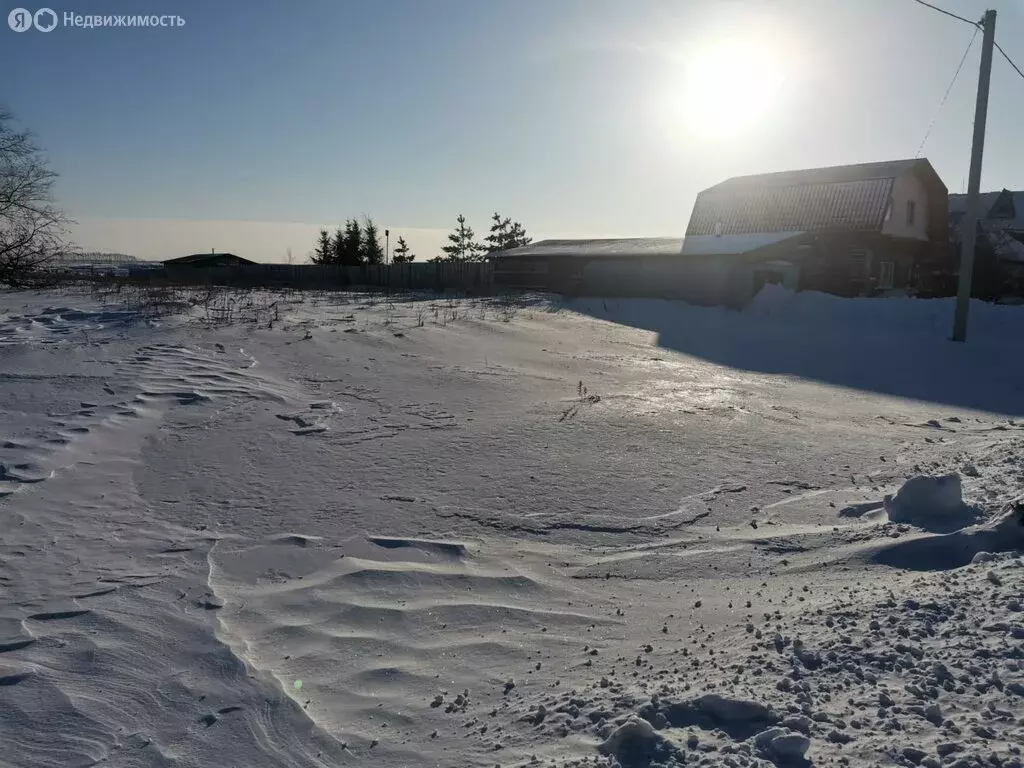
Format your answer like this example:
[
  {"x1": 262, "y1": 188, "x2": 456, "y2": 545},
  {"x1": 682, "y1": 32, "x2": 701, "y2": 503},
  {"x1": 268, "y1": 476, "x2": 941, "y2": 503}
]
[
  {"x1": 688, "y1": 159, "x2": 943, "y2": 238},
  {"x1": 948, "y1": 189, "x2": 1024, "y2": 226},
  {"x1": 491, "y1": 238, "x2": 683, "y2": 259},
  {"x1": 680, "y1": 231, "x2": 805, "y2": 256}
]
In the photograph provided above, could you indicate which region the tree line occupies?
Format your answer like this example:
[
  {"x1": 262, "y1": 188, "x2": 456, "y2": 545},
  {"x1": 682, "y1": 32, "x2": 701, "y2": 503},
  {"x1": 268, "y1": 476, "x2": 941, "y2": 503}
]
[
  {"x1": 311, "y1": 217, "x2": 396, "y2": 266},
  {"x1": 310, "y1": 212, "x2": 531, "y2": 266}
]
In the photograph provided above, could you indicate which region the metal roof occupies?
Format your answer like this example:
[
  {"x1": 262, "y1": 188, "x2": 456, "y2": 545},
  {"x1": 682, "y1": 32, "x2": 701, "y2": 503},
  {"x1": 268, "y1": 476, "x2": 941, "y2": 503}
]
[
  {"x1": 688, "y1": 178, "x2": 894, "y2": 236},
  {"x1": 491, "y1": 238, "x2": 682, "y2": 258},
  {"x1": 708, "y1": 159, "x2": 924, "y2": 191},
  {"x1": 688, "y1": 159, "x2": 940, "y2": 237}
]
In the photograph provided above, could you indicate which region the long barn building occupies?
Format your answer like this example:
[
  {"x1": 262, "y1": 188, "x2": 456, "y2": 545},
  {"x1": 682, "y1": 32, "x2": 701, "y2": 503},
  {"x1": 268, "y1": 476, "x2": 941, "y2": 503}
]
[{"x1": 492, "y1": 159, "x2": 950, "y2": 306}]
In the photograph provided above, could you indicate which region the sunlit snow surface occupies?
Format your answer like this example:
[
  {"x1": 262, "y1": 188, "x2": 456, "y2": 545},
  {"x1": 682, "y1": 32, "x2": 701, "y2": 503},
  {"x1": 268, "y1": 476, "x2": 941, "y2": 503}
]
[{"x1": 1, "y1": 283, "x2": 1021, "y2": 768}]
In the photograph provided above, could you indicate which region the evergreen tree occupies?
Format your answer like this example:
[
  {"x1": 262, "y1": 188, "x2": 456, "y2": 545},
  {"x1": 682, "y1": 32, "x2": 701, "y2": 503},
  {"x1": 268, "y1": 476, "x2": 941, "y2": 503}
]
[
  {"x1": 361, "y1": 217, "x2": 385, "y2": 265},
  {"x1": 312, "y1": 228, "x2": 334, "y2": 264},
  {"x1": 507, "y1": 220, "x2": 532, "y2": 249},
  {"x1": 332, "y1": 226, "x2": 346, "y2": 264},
  {"x1": 440, "y1": 214, "x2": 483, "y2": 262},
  {"x1": 485, "y1": 212, "x2": 511, "y2": 253},
  {"x1": 484, "y1": 212, "x2": 532, "y2": 252},
  {"x1": 340, "y1": 219, "x2": 363, "y2": 265},
  {"x1": 392, "y1": 235, "x2": 414, "y2": 263}
]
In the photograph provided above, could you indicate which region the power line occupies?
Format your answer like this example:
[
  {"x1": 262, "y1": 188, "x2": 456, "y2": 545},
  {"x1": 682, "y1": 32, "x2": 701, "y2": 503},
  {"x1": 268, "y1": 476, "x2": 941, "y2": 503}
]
[
  {"x1": 994, "y1": 40, "x2": 1024, "y2": 82},
  {"x1": 909, "y1": 0, "x2": 1023, "y2": 83},
  {"x1": 916, "y1": 25, "x2": 978, "y2": 157},
  {"x1": 908, "y1": 0, "x2": 1024, "y2": 85},
  {"x1": 909, "y1": 0, "x2": 980, "y2": 28}
]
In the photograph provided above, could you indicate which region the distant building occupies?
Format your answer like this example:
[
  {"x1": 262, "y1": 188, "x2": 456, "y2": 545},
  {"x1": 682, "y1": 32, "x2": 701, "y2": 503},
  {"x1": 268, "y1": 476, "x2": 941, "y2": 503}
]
[
  {"x1": 47, "y1": 252, "x2": 140, "y2": 274},
  {"x1": 492, "y1": 159, "x2": 950, "y2": 305},
  {"x1": 948, "y1": 189, "x2": 1024, "y2": 298},
  {"x1": 55, "y1": 251, "x2": 139, "y2": 266},
  {"x1": 163, "y1": 252, "x2": 255, "y2": 268}
]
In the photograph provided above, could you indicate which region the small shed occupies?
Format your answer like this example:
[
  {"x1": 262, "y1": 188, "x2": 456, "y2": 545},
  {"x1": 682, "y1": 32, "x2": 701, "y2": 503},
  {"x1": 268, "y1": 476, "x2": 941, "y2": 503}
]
[{"x1": 163, "y1": 252, "x2": 255, "y2": 268}]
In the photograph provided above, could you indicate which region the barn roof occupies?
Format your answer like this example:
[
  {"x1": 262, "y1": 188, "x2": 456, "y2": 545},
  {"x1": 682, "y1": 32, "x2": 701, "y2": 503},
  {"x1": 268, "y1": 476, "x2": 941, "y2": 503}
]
[
  {"x1": 163, "y1": 252, "x2": 254, "y2": 265},
  {"x1": 686, "y1": 159, "x2": 943, "y2": 239},
  {"x1": 491, "y1": 238, "x2": 682, "y2": 259},
  {"x1": 708, "y1": 159, "x2": 924, "y2": 191}
]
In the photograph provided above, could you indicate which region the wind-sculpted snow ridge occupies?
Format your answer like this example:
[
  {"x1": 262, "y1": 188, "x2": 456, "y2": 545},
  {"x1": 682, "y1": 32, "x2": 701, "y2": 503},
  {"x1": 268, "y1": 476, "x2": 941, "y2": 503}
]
[
  {"x1": 2, "y1": 288, "x2": 1024, "y2": 767},
  {"x1": 207, "y1": 533, "x2": 616, "y2": 765}
]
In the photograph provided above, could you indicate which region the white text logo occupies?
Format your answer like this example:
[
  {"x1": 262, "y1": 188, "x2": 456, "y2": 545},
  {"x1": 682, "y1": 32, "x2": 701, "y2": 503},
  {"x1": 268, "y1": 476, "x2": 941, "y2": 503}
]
[{"x1": 7, "y1": 9, "x2": 186, "y2": 31}]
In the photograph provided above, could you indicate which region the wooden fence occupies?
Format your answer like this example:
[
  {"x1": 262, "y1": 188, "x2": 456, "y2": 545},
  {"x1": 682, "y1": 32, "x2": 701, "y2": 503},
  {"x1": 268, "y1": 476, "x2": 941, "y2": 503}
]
[{"x1": 121, "y1": 262, "x2": 495, "y2": 293}]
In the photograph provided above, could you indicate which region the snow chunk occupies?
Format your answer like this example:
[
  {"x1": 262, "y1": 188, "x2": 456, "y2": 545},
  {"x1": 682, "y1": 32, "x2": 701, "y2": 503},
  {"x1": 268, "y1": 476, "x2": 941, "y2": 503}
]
[
  {"x1": 884, "y1": 474, "x2": 981, "y2": 532},
  {"x1": 642, "y1": 693, "x2": 780, "y2": 741},
  {"x1": 599, "y1": 715, "x2": 680, "y2": 766},
  {"x1": 754, "y1": 726, "x2": 812, "y2": 763},
  {"x1": 771, "y1": 732, "x2": 812, "y2": 760}
]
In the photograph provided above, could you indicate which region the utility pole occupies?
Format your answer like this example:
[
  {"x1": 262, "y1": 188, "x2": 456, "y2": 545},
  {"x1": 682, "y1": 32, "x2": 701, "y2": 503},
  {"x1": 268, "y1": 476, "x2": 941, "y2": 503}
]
[
  {"x1": 952, "y1": 9, "x2": 996, "y2": 342},
  {"x1": 385, "y1": 229, "x2": 390, "y2": 266}
]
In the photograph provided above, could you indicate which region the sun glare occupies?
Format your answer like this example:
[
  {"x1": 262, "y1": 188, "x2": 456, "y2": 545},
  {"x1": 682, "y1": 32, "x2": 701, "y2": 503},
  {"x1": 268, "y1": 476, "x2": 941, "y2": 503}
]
[{"x1": 675, "y1": 38, "x2": 787, "y2": 139}]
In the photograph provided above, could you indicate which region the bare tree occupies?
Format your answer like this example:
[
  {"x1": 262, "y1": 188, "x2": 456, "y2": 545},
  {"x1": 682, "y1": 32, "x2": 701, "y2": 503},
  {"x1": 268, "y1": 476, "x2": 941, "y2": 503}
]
[{"x1": 0, "y1": 107, "x2": 72, "y2": 287}]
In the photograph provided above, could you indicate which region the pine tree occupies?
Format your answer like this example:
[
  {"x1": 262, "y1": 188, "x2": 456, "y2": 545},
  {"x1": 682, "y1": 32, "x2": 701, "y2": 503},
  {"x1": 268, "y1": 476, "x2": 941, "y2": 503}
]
[
  {"x1": 340, "y1": 219, "x2": 363, "y2": 265},
  {"x1": 361, "y1": 217, "x2": 385, "y2": 265},
  {"x1": 392, "y1": 235, "x2": 414, "y2": 263},
  {"x1": 332, "y1": 226, "x2": 346, "y2": 264},
  {"x1": 441, "y1": 214, "x2": 483, "y2": 262},
  {"x1": 507, "y1": 220, "x2": 532, "y2": 249},
  {"x1": 312, "y1": 228, "x2": 334, "y2": 264},
  {"x1": 485, "y1": 212, "x2": 511, "y2": 253},
  {"x1": 484, "y1": 212, "x2": 531, "y2": 252}
]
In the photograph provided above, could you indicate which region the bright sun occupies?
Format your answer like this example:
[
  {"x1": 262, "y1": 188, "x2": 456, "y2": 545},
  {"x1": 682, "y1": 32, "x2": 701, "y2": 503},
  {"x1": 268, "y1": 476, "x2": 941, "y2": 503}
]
[{"x1": 676, "y1": 38, "x2": 787, "y2": 139}]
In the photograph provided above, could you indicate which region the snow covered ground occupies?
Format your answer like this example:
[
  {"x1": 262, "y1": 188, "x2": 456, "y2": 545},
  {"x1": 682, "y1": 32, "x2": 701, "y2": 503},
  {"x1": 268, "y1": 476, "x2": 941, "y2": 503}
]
[{"x1": 0, "y1": 283, "x2": 1021, "y2": 768}]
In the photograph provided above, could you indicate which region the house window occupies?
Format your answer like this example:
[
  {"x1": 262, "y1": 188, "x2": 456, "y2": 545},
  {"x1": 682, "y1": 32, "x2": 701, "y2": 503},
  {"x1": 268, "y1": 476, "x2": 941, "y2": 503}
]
[
  {"x1": 906, "y1": 200, "x2": 916, "y2": 226},
  {"x1": 879, "y1": 261, "x2": 895, "y2": 290}
]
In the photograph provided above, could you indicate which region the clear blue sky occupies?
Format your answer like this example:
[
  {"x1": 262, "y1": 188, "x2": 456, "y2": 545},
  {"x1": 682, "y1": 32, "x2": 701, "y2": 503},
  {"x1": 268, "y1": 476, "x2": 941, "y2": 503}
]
[{"x1": 3, "y1": 0, "x2": 1024, "y2": 261}]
